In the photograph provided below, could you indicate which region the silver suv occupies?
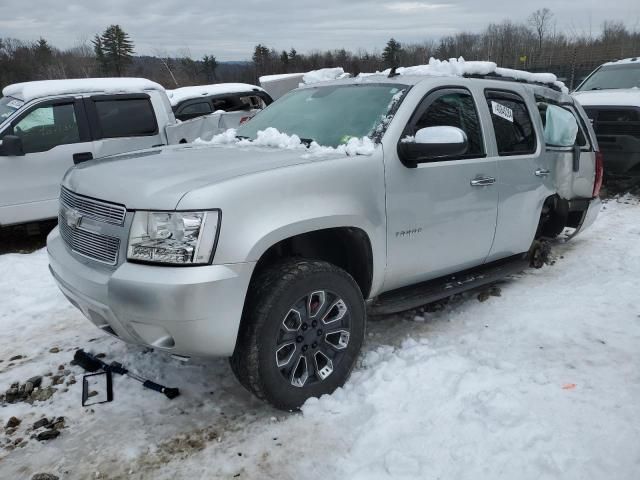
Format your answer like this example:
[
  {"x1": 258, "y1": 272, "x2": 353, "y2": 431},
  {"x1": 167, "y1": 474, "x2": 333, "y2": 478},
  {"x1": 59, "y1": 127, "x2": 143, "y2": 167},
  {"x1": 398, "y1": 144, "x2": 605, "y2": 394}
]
[{"x1": 47, "y1": 73, "x2": 602, "y2": 410}]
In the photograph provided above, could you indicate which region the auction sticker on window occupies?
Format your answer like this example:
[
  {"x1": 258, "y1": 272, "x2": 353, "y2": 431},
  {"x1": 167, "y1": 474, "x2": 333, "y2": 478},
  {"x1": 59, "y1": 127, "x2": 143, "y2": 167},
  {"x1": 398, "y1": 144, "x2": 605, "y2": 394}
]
[
  {"x1": 491, "y1": 101, "x2": 513, "y2": 122},
  {"x1": 7, "y1": 99, "x2": 23, "y2": 109}
]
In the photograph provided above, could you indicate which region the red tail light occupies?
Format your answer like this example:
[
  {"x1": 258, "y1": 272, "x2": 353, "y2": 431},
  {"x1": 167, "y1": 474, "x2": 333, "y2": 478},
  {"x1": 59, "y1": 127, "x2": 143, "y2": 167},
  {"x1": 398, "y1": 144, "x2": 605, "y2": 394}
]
[{"x1": 593, "y1": 151, "x2": 604, "y2": 198}]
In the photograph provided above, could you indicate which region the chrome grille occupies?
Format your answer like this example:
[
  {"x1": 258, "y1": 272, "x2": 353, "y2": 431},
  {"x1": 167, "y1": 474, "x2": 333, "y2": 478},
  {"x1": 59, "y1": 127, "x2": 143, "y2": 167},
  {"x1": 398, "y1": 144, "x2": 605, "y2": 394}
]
[
  {"x1": 58, "y1": 217, "x2": 121, "y2": 265},
  {"x1": 60, "y1": 187, "x2": 126, "y2": 225},
  {"x1": 59, "y1": 188, "x2": 125, "y2": 265}
]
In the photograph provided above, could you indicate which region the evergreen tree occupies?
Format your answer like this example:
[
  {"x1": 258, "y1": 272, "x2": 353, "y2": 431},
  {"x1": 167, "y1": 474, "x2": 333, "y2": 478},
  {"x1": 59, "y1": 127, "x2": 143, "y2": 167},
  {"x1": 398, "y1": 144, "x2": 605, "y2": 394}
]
[
  {"x1": 92, "y1": 25, "x2": 134, "y2": 76},
  {"x1": 92, "y1": 34, "x2": 105, "y2": 73},
  {"x1": 34, "y1": 38, "x2": 52, "y2": 58},
  {"x1": 202, "y1": 54, "x2": 218, "y2": 82},
  {"x1": 280, "y1": 50, "x2": 289, "y2": 69},
  {"x1": 252, "y1": 44, "x2": 271, "y2": 74},
  {"x1": 382, "y1": 38, "x2": 403, "y2": 68},
  {"x1": 288, "y1": 48, "x2": 298, "y2": 69}
]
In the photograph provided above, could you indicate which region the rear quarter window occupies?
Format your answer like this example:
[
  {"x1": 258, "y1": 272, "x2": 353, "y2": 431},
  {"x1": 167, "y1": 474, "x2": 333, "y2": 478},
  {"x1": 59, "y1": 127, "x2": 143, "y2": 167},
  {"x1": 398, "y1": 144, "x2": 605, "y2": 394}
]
[
  {"x1": 536, "y1": 97, "x2": 590, "y2": 149},
  {"x1": 179, "y1": 102, "x2": 213, "y2": 116},
  {"x1": 94, "y1": 98, "x2": 158, "y2": 138}
]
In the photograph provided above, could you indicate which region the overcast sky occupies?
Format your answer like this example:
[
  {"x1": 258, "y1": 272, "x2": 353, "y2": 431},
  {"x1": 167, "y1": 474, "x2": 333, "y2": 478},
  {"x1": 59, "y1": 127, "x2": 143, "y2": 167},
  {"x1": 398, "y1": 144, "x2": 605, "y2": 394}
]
[{"x1": 2, "y1": 1, "x2": 639, "y2": 60}]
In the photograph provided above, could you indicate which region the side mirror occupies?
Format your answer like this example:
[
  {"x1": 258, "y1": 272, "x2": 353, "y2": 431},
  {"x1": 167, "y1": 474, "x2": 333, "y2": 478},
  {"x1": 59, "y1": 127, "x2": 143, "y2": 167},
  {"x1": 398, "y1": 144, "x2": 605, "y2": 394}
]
[
  {"x1": 0, "y1": 135, "x2": 25, "y2": 156},
  {"x1": 398, "y1": 126, "x2": 468, "y2": 167}
]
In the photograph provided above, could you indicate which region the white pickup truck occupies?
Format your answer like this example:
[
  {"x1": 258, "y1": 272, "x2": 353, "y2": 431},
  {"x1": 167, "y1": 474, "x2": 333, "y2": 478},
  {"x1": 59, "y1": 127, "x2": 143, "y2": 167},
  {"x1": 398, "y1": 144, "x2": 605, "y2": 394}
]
[
  {"x1": 573, "y1": 57, "x2": 640, "y2": 175},
  {"x1": 0, "y1": 78, "x2": 241, "y2": 227}
]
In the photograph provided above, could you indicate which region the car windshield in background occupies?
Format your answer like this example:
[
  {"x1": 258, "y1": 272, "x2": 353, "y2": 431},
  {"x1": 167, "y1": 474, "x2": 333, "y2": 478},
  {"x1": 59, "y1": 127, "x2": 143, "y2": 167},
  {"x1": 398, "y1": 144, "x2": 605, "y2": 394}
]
[
  {"x1": 577, "y1": 63, "x2": 640, "y2": 91},
  {"x1": 236, "y1": 83, "x2": 409, "y2": 148},
  {"x1": 0, "y1": 96, "x2": 23, "y2": 121}
]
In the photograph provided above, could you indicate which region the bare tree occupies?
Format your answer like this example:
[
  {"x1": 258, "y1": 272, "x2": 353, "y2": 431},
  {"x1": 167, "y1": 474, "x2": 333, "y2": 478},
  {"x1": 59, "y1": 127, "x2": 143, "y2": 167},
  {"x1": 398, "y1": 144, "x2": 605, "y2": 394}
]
[
  {"x1": 529, "y1": 8, "x2": 554, "y2": 50},
  {"x1": 153, "y1": 48, "x2": 179, "y2": 87}
]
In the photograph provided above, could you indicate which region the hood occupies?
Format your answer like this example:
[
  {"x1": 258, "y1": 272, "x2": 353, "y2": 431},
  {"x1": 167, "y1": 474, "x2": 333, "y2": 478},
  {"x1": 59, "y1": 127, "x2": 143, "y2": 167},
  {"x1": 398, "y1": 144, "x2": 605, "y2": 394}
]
[
  {"x1": 572, "y1": 88, "x2": 640, "y2": 107},
  {"x1": 63, "y1": 143, "x2": 318, "y2": 210}
]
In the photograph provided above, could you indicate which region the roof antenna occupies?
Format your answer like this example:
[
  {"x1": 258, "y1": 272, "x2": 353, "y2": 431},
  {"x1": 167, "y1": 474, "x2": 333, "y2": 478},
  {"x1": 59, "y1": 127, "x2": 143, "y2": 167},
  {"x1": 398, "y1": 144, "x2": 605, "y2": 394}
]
[{"x1": 388, "y1": 66, "x2": 400, "y2": 78}]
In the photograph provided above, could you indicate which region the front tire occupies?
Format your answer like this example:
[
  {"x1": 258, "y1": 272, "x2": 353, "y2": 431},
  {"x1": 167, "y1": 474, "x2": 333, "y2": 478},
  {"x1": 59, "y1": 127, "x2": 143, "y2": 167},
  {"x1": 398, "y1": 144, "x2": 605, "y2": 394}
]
[{"x1": 230, "y1": 259, "x2": 365, "y2": 411}]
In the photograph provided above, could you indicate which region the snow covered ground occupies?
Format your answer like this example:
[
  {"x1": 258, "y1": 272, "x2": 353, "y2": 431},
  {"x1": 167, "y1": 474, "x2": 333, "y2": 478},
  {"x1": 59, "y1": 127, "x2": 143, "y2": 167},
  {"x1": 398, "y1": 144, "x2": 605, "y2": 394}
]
[{"x1": 1, "y1": 196, "x2": 639, "y2": 480}]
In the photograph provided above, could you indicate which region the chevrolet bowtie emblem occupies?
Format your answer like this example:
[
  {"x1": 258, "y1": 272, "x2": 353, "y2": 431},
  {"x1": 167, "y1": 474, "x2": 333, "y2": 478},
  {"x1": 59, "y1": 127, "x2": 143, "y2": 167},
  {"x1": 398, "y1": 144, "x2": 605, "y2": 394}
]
[{"x1": 64, "y1": 207, "x2": 83, "y2": 229}]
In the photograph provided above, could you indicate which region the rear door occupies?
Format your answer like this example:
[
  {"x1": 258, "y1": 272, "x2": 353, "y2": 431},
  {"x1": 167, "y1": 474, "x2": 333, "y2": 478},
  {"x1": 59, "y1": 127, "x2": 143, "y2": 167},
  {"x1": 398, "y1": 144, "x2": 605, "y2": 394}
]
[
  {"x1": 484, "y1": 89, "x2": 554, "y2": 261},
  {"x1": 0, "y1": 98, "x2": 93, "y2": 225},
  {"x1": 383, "y1": 86, "x2": 499, "y2": 291},
  {"x1": 86, "y1": 94, "x2": 163, "y2": 158}
]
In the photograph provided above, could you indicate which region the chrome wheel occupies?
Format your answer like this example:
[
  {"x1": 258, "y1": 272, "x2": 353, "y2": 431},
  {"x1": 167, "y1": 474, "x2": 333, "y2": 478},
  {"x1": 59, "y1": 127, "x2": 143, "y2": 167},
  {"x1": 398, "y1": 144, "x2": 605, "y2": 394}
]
[{"x1": 274, "y1": 290, "x2": 351, "y2": 388}]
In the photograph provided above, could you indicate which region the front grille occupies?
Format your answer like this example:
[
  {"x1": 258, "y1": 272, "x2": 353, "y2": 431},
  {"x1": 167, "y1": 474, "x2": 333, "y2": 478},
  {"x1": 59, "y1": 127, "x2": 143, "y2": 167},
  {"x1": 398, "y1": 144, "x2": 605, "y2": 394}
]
[
  {"x1": 596, "y1": 123, "x2": 640, "y2": 138},
  {"x1": 60, "y1": 187, "x2": 126, "y2": 225},
  {"x1": 59, "y1": 188, "x2": 125, "y2": 265},
  {"x1": 59, "y1": 218, "x2": 121, "y2": 265},
  {"x1": 584, "y1": 107, "x2": 640, "y2": 140}
]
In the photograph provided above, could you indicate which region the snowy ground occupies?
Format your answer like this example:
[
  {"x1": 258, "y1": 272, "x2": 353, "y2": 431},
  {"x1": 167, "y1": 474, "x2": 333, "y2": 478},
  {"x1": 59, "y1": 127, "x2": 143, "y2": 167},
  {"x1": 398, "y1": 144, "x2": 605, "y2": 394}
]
[{"x1": 1, "y1": 196, "x2": 639, "y2": 480}]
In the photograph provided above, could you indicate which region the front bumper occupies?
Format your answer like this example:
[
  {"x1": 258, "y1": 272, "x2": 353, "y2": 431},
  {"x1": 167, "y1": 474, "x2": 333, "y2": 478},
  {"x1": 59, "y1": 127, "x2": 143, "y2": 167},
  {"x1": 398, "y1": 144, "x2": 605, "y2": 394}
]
[{"x1": 47, "y1": 227, "x2": 255, "y2": 357}]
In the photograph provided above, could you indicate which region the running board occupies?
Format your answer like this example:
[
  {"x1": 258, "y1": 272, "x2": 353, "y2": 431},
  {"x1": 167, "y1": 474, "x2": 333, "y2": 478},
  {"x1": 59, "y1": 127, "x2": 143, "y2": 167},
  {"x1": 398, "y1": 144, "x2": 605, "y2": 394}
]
[{"x1": 367, "y1": 254, "x2": 529, "y2": 316}]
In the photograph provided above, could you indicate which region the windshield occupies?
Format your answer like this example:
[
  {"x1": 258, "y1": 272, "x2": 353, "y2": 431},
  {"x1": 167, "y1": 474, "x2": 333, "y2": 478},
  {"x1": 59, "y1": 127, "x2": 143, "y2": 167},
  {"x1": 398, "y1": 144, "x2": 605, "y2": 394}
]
[
  {"x1": 236, "y1": 83, "x2": 409, "y2": 148},
  {"x1": 577, "y1": 63, "x2": 640, "y2": 91},
  {"x1": 0, "y1": 96, "x2": 24, "y2": 122}
]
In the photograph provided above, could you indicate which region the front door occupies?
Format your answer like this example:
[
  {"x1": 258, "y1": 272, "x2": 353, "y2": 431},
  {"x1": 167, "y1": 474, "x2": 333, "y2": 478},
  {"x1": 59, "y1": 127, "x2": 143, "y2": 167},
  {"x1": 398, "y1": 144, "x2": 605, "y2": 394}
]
[
  {"x1": 383, "y1": 87, "x2": 499, "y2": 291},
  {"x1": 0, "y1": 98, "x2": 93, "y2": 225}
]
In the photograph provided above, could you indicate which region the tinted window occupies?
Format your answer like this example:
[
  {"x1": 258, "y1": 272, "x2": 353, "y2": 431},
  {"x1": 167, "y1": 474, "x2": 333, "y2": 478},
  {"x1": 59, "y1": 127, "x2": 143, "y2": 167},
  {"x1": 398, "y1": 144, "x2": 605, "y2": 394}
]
[
  {"x1": 94, "y1": 98, "x2": 157, "y2": 138},
  {"x1": 486, "y1": 93, "x2": 536, "y2": 155},
  {"x1": 12, "y1": 103, "x2": 80, "y2": 154},
  {"x1": 414, "y1": 92, "x2": 484, "y2": 157},
  {"x1": 180, "y1": 102, "x2": 212, "y2": 116}
]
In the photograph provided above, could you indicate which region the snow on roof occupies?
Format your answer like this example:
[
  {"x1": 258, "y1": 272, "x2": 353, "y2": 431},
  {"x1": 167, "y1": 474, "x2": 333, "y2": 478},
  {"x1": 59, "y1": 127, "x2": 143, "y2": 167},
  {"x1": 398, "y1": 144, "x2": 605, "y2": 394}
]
[
  {"x1": 2, "y1": 77, "x2": 164, "y2": 102},
  {"x1": 259, "y1": 69, "x2": 350, "y2": 86},
  {"x1": 604, "y1": 57, "x2": 640, "y2": 66},
  {"x1": 359, "y1": 57, "x2": 568, "y2": 93},
  {"x1": 166, "y1": 83, "x2": 265, "y2": 106},
  {"x1": 302, "y1": 68, "x2": 350, "y2": 85},
  {"x1": 259, "y1": 73, "x2": 305, "y2": 83}
]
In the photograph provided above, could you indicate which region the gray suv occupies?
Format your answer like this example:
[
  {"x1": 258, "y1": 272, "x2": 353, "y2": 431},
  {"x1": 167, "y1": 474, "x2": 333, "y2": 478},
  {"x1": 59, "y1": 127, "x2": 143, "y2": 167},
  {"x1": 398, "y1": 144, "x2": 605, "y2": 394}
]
[{"x1": 47, "y1": 73, "x2": 602, "y2": 410}]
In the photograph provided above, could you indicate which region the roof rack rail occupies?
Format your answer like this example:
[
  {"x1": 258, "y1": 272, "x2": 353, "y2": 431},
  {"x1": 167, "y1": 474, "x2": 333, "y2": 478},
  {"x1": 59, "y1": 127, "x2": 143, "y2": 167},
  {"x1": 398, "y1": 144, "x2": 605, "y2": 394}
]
[{"x1": 463, "y1": 72, "x2": 563, "y2": 92}]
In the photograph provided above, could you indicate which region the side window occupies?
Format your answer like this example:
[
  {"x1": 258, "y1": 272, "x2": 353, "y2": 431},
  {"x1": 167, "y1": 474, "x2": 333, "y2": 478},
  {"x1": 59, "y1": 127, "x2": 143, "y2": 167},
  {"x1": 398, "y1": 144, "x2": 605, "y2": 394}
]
[
  {"x1": 240, "y1": 95, "x2": 266, "y2": 110},
  {"x1": 537, "y1": 101, "x2": 588, "y2": 148},
  {"x1": 93, "y1": 98, "x2": 157, "y2": 139},
  {"x1": 413, "y1": 91, "x2": 484, "y2": 157},
  {"x1": 486, "y1": 92, "x2": 536, "y2": 156},
  {"x1": 565, "y1": 106, "x2": 589, "y2": 148},
  {"x1": 13, "y1": 103, "x2": 80, "y2": 154},
  {"x1": 180, "y1": 102, "x2": 213, "y2": 116},
  {"x1": 211, "y1": 97, "x2": 236, "y2": 112}
]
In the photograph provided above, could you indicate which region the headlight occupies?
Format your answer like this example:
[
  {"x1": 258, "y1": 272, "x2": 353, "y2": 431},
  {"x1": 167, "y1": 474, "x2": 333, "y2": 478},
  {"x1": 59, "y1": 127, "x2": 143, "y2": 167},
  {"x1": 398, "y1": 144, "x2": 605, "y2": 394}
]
[{"x1": 127, "y1": 210, "x2": 220, "y2": 265}]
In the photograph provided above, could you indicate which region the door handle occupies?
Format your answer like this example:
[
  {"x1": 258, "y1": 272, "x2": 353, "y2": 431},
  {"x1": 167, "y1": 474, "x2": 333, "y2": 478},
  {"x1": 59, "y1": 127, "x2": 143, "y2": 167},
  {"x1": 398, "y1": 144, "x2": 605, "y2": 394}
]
[
  {"x1": 73, "y1": 152, "x2": 93, "y2": 164},
  {"x1": 535, "y1": 168, "x2": 551, "y2": 177},
  {"x1": 470, "y1": 177, "x2": 496, "y2": 186}
]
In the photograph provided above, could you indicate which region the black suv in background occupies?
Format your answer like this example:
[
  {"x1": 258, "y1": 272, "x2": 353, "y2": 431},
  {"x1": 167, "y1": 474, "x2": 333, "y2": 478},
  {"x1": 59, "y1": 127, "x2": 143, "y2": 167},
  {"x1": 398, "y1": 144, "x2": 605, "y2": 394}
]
[{"x1": 168, "y1": 83, "x2": 274, "y2": 122}]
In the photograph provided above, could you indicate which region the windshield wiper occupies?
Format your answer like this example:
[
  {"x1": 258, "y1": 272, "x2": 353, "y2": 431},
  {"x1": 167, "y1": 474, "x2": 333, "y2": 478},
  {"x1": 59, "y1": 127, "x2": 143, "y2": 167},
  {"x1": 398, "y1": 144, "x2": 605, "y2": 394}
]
[
  {"x1": 300, "y1": 138, "x2": 315, "y2": 147},
  {"x1": 236, "y1": 135, "x2": 250, "y2": 141}
]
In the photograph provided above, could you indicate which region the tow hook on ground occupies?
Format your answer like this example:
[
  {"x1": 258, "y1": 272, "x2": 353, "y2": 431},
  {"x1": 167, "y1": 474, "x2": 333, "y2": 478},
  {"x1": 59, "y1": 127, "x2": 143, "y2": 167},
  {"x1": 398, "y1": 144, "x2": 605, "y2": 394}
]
[{"x1": 74, "y1": 349, "x2": 180, "y2": 406}]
